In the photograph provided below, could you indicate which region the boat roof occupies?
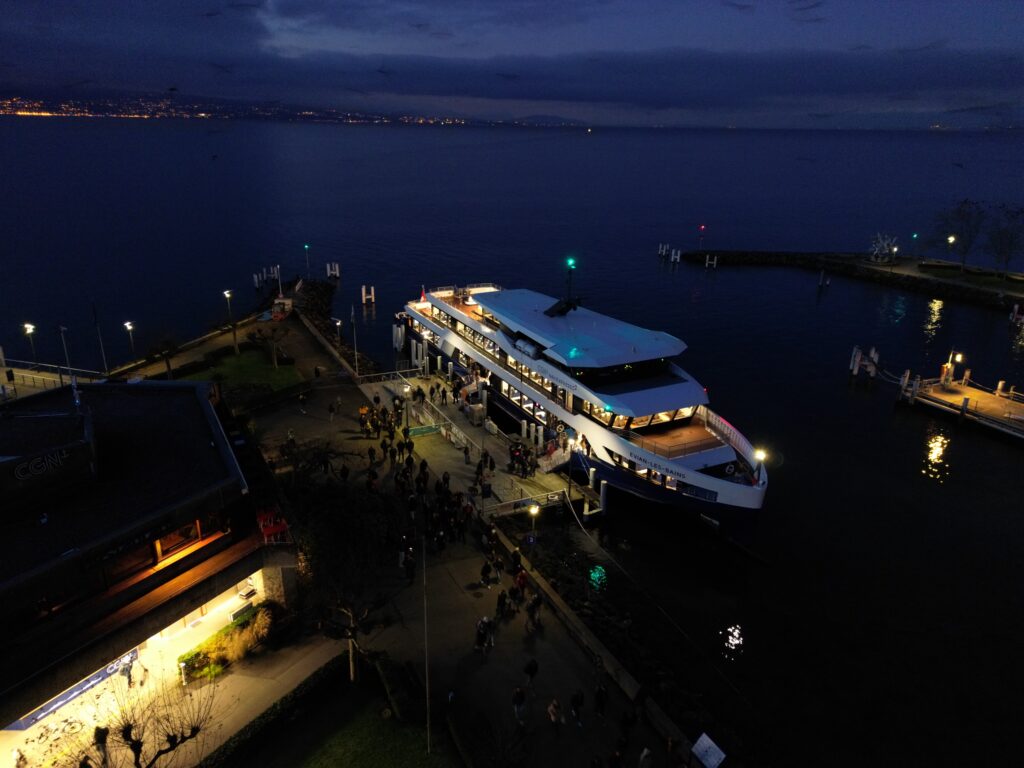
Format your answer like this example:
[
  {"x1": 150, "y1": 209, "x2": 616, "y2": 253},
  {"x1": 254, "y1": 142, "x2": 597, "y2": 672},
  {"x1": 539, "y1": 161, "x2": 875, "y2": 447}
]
[{"x1": 474, "y1": 289, "x2": 686, "y2": 368}]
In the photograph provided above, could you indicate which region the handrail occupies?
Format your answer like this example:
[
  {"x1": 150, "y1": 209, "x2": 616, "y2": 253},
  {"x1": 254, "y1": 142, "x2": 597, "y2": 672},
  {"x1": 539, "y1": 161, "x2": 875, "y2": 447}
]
[
  {"x1": 617, "y1": 427, "x2": 723, "y2": 459},
  {"x1": 3, "y1": 359, "x2": 104, "y2": 378},
  {"x1": 698, "y1": 405, "x2": 756, "y2": 463}
]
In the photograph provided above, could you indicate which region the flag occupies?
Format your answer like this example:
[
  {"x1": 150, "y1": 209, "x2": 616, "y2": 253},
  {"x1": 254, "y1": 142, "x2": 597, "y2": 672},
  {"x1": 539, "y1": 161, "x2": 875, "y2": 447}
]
[{"x1": 420, "y1": 285, "x2": 426, "y2": 302}]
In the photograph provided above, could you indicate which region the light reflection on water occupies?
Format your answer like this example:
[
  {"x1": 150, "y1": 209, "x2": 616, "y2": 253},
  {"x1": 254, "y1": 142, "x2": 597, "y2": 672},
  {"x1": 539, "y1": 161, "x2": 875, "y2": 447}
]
[
  {"x1": 720, "y1": 623, "x2": 744, "y2": 662},
  {"x1": 922, "y1": 426, "x2": 951, "y2": 483},
  {"x1": 923, "y1": 298, "x2": 943, "y2": 343},
  {"x1": 1012, "y1": 322, "x2": 1024, "y2": 360}
]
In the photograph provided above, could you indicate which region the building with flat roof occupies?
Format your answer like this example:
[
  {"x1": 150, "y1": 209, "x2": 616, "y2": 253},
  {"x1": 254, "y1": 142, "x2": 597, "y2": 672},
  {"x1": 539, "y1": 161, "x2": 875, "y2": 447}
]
[{"x1": 0, "y1": 381, "x2": 296, "y2": 751}]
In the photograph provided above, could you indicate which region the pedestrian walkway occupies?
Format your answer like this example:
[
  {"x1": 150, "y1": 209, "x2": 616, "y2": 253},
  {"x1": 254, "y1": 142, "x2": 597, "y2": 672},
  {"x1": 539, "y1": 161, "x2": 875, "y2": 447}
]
[
  {"x1": 241, "y1": 317, "x2": 679, "y2": 766},
  {"x1": 368, "y1": 540, "x2": 667, "y2": 767}
]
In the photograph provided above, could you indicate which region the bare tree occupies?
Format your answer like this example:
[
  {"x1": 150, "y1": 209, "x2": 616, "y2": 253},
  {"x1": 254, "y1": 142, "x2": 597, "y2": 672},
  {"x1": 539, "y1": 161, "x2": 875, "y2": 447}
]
[
  {"x1": 935, "y1": 199, "x2": 986, "y2": 271},
  {"x1": 985, "y1": 205, "x2": 1024, "y2": 278},
  {"x1": 254, "y1": 326, "x2": 290, "y2": 368},
  {"x1": 59, "y1": 676, "x2": 217, "y2": 768},
  {"x1": 293, "y1": 483, "x2": 398, "y2": 682}
]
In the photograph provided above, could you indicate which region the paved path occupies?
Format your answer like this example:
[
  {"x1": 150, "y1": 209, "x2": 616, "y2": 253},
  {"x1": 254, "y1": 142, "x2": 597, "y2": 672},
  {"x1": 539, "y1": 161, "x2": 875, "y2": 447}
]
[{"x1": 368, "y1": 540, "x2": 668, "y2": 768}]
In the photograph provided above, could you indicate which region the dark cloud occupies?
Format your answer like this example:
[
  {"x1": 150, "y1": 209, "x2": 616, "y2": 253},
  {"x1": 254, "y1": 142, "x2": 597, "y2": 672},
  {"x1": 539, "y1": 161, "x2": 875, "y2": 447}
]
[{"x1": 0, "y1": 0, "x2": 1021, "y2": 128}]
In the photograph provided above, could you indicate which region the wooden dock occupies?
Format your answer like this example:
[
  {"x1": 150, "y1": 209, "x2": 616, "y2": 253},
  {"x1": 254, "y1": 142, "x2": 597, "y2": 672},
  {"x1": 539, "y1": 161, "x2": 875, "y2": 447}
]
[
  {"x1": 908, "y1": 380, "x2": 1024, "y2": 439},
  {"x1": 849, "y1": 345, "x2": 1024, "y2": 440}
]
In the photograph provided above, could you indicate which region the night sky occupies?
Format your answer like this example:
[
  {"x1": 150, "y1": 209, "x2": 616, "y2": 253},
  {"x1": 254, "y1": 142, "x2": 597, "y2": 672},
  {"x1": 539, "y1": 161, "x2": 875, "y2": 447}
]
[{"x1": 1, "y1": 0, "x2": 1022, "y2": 128}]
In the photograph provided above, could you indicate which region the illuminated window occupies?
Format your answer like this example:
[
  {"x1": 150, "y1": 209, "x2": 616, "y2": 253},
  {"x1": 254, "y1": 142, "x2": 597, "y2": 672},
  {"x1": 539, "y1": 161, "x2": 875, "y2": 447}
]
[
  {"x1": 651, "y1": 410, "x2": 677, "y2": 425},
  {"x1": 631, "y1": 414, "x2": 652, "y2": 428},
  {"x1": 612, "y1": 414, "x2": 629, "y2": 430}
]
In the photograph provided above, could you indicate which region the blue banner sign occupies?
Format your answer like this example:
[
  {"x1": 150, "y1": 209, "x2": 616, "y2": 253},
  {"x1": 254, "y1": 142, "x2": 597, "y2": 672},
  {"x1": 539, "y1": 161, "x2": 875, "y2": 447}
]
[{"x1": 4, "y1": 648, "x2": 139, "y2": 731}]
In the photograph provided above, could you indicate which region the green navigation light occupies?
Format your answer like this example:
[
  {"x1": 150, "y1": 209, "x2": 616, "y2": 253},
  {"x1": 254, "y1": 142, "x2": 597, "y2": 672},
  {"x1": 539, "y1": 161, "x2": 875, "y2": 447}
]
[{"x1": 567, "y1": 257, "x2": 576, "y2": 269}]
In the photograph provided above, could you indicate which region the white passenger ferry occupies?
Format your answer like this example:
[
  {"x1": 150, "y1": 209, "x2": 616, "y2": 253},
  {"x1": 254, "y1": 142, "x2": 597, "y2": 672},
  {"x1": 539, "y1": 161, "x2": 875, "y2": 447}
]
[{"x1": 395, "y1": 284, "x2": 767, "y2": 512}]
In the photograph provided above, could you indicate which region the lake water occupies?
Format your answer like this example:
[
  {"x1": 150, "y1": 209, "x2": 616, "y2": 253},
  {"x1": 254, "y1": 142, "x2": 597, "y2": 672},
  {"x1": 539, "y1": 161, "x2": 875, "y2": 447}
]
[{"x1": 2, "y1": 118, "x2": 1023, "y2": 764}]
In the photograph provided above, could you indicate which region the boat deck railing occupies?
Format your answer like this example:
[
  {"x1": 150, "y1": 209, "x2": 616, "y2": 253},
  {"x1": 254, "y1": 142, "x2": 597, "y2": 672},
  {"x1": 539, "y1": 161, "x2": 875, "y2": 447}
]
[{"x1": 617, "y1": 426, "x2": 723, "y2": 460}]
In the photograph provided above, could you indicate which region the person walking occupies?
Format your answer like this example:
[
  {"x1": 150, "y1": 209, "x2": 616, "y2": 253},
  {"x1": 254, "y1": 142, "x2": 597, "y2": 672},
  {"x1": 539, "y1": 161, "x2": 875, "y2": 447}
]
[
  {"x1": 403, "y1": 550, "x2": 416, "y2": 584},
  {"x1": 512, "y1": 686, "x2": 526, "y2": 725},
  {"x1": 493, "y1": 556, "x2": 505, "y2": 582},
  {"x1": 547, "y1": 698, "x2": 564, "y2": 733},
  {"x1": 480, "y1": 560, "x2": 493, "y2": 589},
  {"x1": 298, "y1": 393, "x2": 307, "y2": 414},
  {"x1": 523, "y1": 658, "x2": 538, "y2": 690},
  {"x1": 367, "y1": 446, "x2": 377, "y2": 465},
  {"x1": 594, "y1": 682, "x2": 608, "y2": 718},
  {"x1": 495, "y1": 589, "x2": 508, "y2": 620},
  {"x1": 526, "y1": 593, "x2": 543, "y2": 631},
  {"x1": 570, "y1": 689, "x2": 585, "y2": 727},
  {"x1": 463, "y1": 445, "x2": 471, "y2": 464},
  {"x1": 328, "y1": 402, "x2": 336, "y2": 422},
  {"x1": 441, "y1": 387, "x2": 448, "y2": 405}
]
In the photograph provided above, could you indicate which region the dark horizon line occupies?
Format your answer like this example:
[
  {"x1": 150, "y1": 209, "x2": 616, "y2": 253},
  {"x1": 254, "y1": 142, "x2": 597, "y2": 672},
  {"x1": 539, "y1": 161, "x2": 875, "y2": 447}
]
[{"x1": 1, "y1": 87, "x2": 1020, "y2": 134}]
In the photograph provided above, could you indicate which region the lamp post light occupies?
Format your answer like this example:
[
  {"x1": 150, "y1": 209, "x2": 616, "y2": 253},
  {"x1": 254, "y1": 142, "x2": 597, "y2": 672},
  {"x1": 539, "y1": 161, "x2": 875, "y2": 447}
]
[
  {"x1": 124, "y1": 321, "x2": 135, "y2": 355},
  {"x1": 224, "y1": 290, "x2": 239, "y2": 356},
  {"x1": 24, "y1": 323, "x2": 36, "y2": 365},
  {"x1": 58, "y1": 325, "x2": 71, "y2": 386},
  {"x1": 335, "y1": 318, "x2": 343, "y2": 346},
  {"x1": 753, "y1": 448, "x2": 767, "y2": 483},
  {"x1": 304, "y1": 243, "x2": 310, "y2": 279}
]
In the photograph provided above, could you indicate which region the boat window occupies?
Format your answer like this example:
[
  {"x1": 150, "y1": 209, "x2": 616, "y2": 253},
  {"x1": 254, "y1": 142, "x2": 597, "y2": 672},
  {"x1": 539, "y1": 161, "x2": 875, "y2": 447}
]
[
  {"x1": 651, "y1": 410, "x2": 677, "y2": 425},
  {"x1": 612, "y1": 414, "x2": 629, "y2": 430},
  {"x1": 581, "y1": 400, "x2": 592, "y2": 415},
  {"x1": 595, "y1": 409, "x2": 614, "y2": 425},
  {"x1": 631, "y1": 414, "x2": 652, "y2": 428},
  {"x1": 665, "y1": 475, "x2": 677, "y2": 490},
  {"x1": 676, "y1": 406, "x2": 695, "y2": 420},
  {"x1": 500, "y1": 381, "x2": 509, "y2": 396}
]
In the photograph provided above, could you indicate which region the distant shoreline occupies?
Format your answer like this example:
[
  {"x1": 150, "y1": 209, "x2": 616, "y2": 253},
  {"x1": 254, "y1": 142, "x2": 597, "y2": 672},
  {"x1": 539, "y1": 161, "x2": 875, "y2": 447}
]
[{"x1": 679, "y1": 250, "x2": 1024, "y2": 310}]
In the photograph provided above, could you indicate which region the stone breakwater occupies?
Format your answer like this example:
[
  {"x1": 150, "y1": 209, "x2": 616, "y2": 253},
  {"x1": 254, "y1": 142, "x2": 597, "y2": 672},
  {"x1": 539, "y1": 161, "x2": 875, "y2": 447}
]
[{"x1": 681, "y1": 251, "x2": 1024, "y2": 311}]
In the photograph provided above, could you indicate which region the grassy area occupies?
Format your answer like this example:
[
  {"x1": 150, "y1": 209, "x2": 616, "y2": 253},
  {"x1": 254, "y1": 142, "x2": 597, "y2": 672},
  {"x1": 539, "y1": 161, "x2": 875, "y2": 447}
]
[
  {"x1": 184, "y1": 349, "x2": 303, "y2": 390},
  {"x1": 297, "y1": 701, "x2": 460, "y2": 768},
  {"x1": 917, "y1": 264, "x2": 1024, "y2": 291}
]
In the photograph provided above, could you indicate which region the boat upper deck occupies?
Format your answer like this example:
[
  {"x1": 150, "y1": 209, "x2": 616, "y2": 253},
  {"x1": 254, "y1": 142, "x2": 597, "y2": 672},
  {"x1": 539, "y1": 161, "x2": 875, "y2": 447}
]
[{"x1": 622, "y1": 419, "x2": 724, "y2": 459}]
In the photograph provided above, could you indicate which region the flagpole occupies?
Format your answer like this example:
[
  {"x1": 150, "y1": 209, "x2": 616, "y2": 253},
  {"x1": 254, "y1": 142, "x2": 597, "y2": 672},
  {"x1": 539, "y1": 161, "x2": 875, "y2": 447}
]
[
  {"x1": 351, "y1": 305, "x2": 359, "y2": 378},
  {"x1": 93, "y1": 302, "x2": 109, "y2": 374}
]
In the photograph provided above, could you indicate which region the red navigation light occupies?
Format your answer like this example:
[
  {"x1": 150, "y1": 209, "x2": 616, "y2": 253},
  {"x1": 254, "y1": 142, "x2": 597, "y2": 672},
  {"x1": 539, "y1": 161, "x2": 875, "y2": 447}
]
[{"x1": 699, "y1": 224, "x2": 706, "y2": 231}]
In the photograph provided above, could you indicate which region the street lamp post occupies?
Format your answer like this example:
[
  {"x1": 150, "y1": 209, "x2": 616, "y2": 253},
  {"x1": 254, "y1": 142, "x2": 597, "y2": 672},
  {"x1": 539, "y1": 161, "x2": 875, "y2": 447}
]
[
  {"x1": 224, "y1": 290, "x2": 239, "y2": 356},
  {"x1": 529, "y1": 504, "x2": 539, "y2": 532},
  {"x1": 565, "y1": 256, "x2": 576, "y2": 302},
  {"x1": 23, "y1": 323, "x2": 36, "y2": 365},
  {"x1": 947, "y1": 234, "x2": 956, "y2": 261},
  {"x1": 304, "y1": 243, "x2": 310, "y2": 280},
  {"x1": 58, "y1": 326, "x2": 71, "y2": 386},
  {"x1": 124, "y1": 321, "x2": 135, "y2": 355},
  {"x1": 335, "y1": 318, "x2": 342, "y2": 347}
]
